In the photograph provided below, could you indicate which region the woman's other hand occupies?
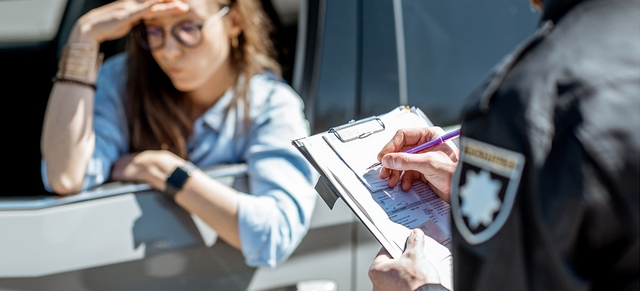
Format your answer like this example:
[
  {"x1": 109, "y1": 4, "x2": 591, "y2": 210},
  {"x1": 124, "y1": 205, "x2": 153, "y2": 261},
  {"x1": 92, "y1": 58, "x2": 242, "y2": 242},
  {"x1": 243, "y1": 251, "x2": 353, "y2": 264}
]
[{"x1": 110, "y1": 150, "x2": 185, "y2": 191}]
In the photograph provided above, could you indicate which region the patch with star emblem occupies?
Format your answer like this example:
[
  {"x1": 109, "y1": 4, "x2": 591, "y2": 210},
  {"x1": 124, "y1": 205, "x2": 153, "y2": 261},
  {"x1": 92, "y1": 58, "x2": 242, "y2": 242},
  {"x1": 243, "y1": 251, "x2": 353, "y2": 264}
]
[{"x1": 451, "y1": 137, "x2": 525, "y2": 245}]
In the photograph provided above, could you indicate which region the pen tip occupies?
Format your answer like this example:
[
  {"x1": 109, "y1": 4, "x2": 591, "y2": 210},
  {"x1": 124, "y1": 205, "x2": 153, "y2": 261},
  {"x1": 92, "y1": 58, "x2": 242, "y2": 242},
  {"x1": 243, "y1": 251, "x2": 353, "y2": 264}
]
[{"x1": 366, "y1": 162, "x2": 381, "y2": 170}]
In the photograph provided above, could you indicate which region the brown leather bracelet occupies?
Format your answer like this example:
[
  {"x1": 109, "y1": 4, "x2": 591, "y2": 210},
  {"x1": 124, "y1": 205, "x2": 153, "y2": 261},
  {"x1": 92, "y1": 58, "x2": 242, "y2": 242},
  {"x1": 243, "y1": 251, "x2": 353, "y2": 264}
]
[{"x1": 52, "y1": 76, "x2": 97, "y2": 90}]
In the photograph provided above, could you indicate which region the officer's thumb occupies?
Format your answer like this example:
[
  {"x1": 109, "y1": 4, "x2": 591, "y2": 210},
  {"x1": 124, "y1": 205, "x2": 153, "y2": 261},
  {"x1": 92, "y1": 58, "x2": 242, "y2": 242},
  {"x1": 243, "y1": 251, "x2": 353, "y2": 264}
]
[{"x1": 403, "y1": 228, "x2": 426, "y2": 254}]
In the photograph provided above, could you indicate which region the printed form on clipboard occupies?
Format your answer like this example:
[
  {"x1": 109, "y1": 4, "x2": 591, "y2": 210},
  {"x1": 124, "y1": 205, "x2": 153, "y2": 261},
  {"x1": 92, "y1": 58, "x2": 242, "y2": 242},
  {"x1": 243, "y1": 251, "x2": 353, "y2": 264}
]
[{"x1": 292, "y1": 106, "x2": 454, "y2": 291}]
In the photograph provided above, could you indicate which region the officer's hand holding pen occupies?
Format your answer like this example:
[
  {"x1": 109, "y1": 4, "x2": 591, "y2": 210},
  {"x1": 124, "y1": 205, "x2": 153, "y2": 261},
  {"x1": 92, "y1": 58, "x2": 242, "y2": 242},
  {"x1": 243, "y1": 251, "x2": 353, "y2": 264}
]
[{"x1": 375, "y1": 127, "x2": 460, "y2": 203}]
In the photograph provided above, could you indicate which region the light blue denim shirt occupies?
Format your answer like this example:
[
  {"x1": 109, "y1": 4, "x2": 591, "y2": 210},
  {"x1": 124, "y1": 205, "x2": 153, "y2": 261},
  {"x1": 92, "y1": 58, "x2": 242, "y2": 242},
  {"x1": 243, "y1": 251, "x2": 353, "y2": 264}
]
[{"x1": 42, "y1": 53, "x2": 318, "y2": 267}]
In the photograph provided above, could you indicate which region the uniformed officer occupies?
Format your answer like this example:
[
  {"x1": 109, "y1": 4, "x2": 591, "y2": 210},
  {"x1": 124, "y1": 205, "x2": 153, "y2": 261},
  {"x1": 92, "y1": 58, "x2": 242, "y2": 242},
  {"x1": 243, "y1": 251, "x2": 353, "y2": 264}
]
[{"x1": 368, "y1": 0, "x2": 640, "y2": 290}]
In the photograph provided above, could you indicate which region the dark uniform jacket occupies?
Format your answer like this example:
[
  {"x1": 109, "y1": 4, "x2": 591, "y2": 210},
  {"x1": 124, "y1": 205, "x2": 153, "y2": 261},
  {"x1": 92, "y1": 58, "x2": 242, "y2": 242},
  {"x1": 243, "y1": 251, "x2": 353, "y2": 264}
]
[{"x1": 447, "y1": 0, "x2": 640, "y2": 290}]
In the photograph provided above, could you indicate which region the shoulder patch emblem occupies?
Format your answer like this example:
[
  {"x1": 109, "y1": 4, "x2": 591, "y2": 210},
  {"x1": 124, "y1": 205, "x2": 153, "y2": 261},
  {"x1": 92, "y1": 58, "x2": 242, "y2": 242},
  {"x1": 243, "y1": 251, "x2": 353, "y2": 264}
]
[{"x1": 451, "y1": 137, "x2": 525, "y2": 245}]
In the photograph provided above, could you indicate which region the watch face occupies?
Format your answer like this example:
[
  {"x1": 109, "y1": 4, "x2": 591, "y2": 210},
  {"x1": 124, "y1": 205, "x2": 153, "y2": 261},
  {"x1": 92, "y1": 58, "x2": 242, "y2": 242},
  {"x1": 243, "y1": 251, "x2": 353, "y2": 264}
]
[{"x1": 165, "y1": 162, "x2": 198, "y2": 198}]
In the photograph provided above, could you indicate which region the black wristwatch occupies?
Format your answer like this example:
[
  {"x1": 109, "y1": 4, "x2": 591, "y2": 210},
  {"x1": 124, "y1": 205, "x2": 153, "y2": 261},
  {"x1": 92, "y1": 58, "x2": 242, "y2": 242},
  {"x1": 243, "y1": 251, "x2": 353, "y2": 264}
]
[{"x1": 164, "y1": 161, "x2": 198, "y2": 200}]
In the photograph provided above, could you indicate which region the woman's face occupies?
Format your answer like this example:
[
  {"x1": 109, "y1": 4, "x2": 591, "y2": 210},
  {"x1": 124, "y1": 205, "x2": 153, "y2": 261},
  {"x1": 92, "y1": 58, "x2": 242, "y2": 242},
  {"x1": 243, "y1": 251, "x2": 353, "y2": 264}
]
[{"x1": 144, "y1": 0, "x2": 235, "y2": 92}]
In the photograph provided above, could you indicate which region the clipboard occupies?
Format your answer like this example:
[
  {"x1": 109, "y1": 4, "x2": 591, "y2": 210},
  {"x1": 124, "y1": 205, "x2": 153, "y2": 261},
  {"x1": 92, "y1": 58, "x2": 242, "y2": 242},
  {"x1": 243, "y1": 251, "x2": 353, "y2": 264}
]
[
  {"x1": 293, "y1": 105, "x2": 428, "y2": 208},
  {"x1": 328, "y1": 116, "x2": 385, "y2": 142},
  {"x1": 291, "y1": 105, "x2": 453, "y2": 290},
  {"x1": 292, "y1": 105, "x2": 453, "y2": 289}
]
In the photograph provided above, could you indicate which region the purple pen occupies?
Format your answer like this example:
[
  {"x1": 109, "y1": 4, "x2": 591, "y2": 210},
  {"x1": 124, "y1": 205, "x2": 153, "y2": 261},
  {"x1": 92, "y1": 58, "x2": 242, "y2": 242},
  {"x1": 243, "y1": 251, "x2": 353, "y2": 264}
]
[{"x1": 366, "y1": 128, "x2": 461, "y2": 170}]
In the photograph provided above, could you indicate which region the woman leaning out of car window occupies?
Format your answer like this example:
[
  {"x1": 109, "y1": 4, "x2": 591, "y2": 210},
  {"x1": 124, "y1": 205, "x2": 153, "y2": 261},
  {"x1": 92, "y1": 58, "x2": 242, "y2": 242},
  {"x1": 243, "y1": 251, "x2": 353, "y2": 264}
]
[{"x1": 40, "y1": 0, "x2": 317, "y2": 268}]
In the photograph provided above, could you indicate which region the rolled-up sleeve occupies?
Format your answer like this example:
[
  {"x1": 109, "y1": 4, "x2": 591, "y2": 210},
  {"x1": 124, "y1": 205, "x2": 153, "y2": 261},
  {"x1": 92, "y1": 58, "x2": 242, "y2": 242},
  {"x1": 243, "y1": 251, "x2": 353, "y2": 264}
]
[{"x1": 236, "y1": 82, "x2": 318, "y2": 267}]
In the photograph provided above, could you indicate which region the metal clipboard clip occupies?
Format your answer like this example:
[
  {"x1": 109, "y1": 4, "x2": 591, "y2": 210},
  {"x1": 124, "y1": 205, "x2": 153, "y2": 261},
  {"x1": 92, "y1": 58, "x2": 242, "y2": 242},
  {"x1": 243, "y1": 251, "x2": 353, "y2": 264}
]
[{"x1": 328, "y1": 116, "x2": 385, "y2": 143}]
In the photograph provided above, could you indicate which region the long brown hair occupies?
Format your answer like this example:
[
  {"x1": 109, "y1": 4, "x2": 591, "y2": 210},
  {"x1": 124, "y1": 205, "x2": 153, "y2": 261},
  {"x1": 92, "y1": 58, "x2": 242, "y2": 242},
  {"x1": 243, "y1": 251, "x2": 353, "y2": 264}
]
[{"x1": 126, "y1": 0, "x2": 281, "y2": 159}]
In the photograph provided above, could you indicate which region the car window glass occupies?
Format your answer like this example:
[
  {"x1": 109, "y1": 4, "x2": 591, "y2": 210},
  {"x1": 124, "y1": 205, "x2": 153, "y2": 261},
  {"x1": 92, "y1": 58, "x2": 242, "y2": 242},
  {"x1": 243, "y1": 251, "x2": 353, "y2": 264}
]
[{"x1": 403, "y1": 0, "x2": 539, "y2": 126}]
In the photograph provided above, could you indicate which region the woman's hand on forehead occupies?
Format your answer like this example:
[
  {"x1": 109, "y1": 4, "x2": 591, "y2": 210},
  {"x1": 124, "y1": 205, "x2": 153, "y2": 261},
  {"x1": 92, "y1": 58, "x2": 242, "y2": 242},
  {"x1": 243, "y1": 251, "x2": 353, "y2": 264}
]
[
  {"x1": 141, "y1": 0, "x2": 190, "y2": 20},
  {"x1": 71, "y1": 0, "x2": 190, "y2": 43}
]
